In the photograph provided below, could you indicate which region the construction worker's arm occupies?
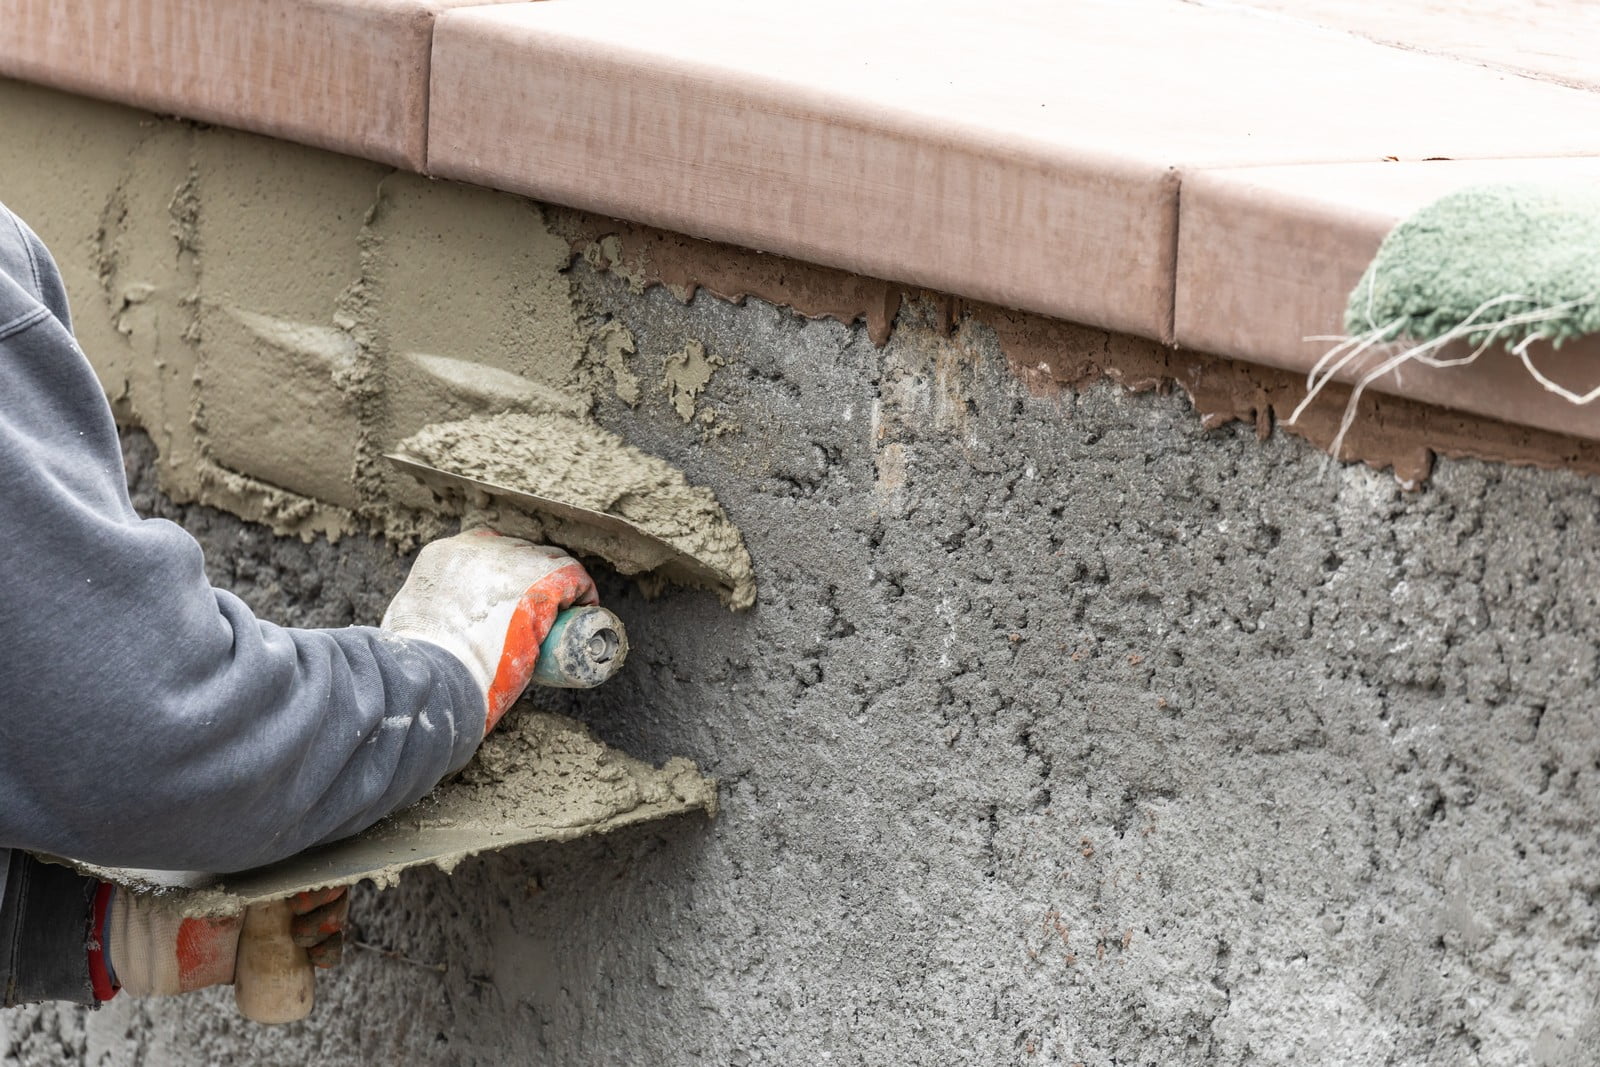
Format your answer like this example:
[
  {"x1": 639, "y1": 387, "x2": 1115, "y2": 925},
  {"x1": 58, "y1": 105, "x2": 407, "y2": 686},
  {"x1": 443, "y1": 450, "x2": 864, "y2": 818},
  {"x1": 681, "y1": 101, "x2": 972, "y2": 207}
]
[
  {"x1": 0, "y1": 518, "x2": 589, "y2": 1009},
  {"x1": 0, "y1": 206, "x2": 595, "y2": 1004}
]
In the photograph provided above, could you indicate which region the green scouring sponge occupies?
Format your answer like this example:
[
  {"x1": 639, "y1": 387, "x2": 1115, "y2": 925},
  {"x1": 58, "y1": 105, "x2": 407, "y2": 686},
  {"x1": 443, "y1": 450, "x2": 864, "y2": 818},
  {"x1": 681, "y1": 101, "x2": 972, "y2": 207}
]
[
  {"x1": 1345, "y1": 182, "x2": 1600, "y2": 349},
  {"x1": 1291, "y1": 182, "x2": 1600, "y2": 460}
]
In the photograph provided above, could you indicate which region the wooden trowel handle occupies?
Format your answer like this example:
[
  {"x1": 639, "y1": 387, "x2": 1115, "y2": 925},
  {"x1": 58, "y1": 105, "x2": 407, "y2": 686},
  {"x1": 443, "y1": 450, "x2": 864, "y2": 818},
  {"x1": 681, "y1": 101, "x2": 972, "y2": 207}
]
[{"x1": 234, "y1": 899, "x2": 315, "y2": 1023}]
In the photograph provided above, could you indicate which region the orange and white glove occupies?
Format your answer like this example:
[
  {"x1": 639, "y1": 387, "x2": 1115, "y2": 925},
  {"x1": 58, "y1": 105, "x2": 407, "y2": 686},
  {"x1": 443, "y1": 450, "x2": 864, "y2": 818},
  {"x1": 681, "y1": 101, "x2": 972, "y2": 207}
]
[
  {"x1": 94, "y1": 887, "x2": 349, "y2": 998},
  {"x1": 381, "y1": 528, "x2": 598, "y2": 733}
]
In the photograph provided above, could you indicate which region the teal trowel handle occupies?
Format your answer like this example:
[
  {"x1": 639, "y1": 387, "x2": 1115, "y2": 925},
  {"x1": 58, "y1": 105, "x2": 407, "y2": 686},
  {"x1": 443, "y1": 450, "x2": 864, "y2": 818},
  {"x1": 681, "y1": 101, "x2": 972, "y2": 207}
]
[{"x1": 532, "y1": 606, "x2": 629, "y2": 688}]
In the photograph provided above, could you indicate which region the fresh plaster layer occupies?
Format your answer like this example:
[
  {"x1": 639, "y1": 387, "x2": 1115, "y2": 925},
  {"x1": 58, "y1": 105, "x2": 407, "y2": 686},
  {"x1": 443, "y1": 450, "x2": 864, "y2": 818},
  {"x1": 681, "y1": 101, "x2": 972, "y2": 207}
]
[{"x1": 0, "y1": 78, "x2": 755, "y2": 583}]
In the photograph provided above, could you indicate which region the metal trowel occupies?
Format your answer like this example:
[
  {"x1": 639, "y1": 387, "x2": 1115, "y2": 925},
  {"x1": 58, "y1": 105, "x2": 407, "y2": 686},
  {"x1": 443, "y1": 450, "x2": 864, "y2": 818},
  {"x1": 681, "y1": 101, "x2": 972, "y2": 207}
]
[{"x1": 385, "y1": 451, "x2": 733, "y2": 595}]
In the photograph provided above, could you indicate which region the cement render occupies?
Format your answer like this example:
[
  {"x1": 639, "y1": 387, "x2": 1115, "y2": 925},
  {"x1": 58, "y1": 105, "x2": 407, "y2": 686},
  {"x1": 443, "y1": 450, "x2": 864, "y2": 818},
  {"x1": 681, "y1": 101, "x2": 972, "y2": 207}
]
[
  {"x1": 6, "y1": 286, "x2": 1600, "y2": 1064},
  {"x1": 3, "y1": 84, "x2": 1600, "y2": 1067}
]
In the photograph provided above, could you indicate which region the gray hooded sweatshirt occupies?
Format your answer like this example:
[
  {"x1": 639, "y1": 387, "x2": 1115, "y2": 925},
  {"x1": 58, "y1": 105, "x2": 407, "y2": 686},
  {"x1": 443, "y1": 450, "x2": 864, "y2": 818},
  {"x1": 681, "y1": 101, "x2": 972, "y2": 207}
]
[{"x1": 0, "y1": 202, "x2": 485, "y2": 1005}]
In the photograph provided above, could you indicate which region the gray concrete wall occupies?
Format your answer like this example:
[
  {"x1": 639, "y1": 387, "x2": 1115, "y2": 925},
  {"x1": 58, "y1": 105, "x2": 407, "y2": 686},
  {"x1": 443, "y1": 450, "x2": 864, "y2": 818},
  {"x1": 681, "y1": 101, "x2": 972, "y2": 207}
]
[{"x1": 5, "y1": 82, "x2": 1600, "y2": 1066}]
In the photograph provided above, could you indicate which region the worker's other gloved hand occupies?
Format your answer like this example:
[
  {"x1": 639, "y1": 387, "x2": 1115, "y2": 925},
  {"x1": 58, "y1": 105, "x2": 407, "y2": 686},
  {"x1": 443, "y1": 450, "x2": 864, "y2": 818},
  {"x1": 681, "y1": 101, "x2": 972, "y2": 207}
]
[
  {"x1": 381, "y1": 528, "x2": 598, "y2": 733},
  {"x1": 98, "y1": 887, "x2": 349, "y2": 997},
  {"x1": 289, "y1": 887, "x2": 351, "y2": 969}
]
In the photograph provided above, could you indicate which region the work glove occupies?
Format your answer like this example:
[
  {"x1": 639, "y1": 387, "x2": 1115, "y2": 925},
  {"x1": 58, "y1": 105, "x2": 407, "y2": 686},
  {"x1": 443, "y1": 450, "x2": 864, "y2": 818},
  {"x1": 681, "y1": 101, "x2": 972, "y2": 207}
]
[
  {"x1": 93, "y1": 886, "x2": 349, "y2": 998},
  {"x1": 381, "y1": 528, "x2": 598, "y2": 733}
]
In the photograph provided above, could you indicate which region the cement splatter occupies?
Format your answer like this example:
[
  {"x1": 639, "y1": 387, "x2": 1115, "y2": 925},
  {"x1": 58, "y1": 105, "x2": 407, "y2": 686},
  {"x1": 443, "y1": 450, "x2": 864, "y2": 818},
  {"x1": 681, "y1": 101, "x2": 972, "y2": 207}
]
[
  {"x1": 595, "y1": 320, "x2": 643, "y2": 406},
  {"x1": 663, "y1": 340, "x2": 722, "y2": 422}
]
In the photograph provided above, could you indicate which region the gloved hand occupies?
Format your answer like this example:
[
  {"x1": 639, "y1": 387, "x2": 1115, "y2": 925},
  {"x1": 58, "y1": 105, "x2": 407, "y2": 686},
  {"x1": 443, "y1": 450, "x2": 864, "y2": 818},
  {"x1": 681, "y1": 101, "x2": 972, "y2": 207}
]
[
  {"x1": 381, "y1": 528, "x2": 598, "y2": 733},
  {"x1": 93, "y1": 886, "x2": 349, "y2": 998}
]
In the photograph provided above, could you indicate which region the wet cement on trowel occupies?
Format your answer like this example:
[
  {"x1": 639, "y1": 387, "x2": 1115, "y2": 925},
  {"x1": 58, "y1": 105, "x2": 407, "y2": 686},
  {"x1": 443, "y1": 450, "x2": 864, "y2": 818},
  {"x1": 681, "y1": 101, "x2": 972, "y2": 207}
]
[
  {"x1": 450, "y1": 709, "x2": 711, "y2": 826},
  {"x1": 69, "y1": 710, "x2": 716, "y2": 918},
  {"x1": 397, "y1": 412, "x2": 757, "y2": 610}
]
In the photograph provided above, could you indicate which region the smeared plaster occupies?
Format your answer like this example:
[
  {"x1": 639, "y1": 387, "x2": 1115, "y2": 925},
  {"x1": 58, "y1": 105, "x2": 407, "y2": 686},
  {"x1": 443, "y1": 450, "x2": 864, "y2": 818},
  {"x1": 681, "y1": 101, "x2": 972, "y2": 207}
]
[
  {"x1": 593, "y1": 319, "x2": 642, "y2": 406},
  {"x1": 1, "y1": 81, "x2": 755, "y2": 605}
]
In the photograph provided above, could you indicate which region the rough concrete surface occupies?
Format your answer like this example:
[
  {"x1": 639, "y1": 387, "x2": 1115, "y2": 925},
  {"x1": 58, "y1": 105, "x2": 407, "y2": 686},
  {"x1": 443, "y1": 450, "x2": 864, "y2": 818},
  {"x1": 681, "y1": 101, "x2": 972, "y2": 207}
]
[{"x1": 4, "y1": 82, "x2": 1600, "y2": 1066}]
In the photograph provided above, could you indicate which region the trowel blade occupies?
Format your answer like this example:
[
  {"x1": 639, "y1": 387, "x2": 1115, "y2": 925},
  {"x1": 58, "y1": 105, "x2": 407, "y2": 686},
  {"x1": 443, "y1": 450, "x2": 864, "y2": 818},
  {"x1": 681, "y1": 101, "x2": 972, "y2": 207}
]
[
  {"x1": 43, "y1": 713, "x2": 715, "y2": 917},
  {"x1": 385, "y1": 451, "x2": 727, "y2": 589}
]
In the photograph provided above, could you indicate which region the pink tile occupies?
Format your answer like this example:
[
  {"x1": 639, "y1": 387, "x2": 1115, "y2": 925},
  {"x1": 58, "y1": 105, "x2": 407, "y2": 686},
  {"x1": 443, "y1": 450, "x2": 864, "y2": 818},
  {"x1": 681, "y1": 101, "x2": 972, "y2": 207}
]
[
  {"x1": 1177, "y1": 159, "x2": 1600, "y2": 442},
  {"x1": 0, "y1": 0, "x2": 522, "y2": 170},
  {"x1": 1207, "y1": 0, "x2": 1600, "y2": 94},
  {"x1": 429, "y1": 0, "x2": 1600, "y2": 343}
]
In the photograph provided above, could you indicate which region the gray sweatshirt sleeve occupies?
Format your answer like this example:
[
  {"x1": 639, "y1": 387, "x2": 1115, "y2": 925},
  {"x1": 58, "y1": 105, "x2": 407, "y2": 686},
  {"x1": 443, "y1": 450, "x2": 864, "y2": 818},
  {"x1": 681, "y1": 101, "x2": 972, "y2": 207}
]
[{"x1": 0, "y1": 202, "x2": 486, "y2": 876}]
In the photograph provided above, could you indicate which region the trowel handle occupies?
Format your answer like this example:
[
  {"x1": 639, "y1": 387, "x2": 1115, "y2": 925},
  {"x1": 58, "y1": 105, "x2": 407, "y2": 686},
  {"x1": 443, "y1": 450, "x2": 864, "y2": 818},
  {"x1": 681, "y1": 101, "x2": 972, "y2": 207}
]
[
  {"x1": 233, "y1": 899, "x2": 314, "y2": 1024},
  {"x1": 532, "y1": 606, "x2": 630, "y2": 688}
]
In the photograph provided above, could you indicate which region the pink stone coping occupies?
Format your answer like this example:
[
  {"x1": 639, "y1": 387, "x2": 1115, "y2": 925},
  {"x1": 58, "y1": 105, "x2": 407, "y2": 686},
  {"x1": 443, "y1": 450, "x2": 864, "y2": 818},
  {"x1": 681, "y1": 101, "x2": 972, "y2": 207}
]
[
  {"x1": 5, "y1": 0, "x2": 1600, "y2": 441},
  {"x1": 428, "y1": 0, "x2": 1600, "y2": 350},
  {"x1": 1199, "y1": 0, "x2": 1600, "y2": 95},
  {"x1": 0, "y1": 0, "x2": 522, "y2": 171}
]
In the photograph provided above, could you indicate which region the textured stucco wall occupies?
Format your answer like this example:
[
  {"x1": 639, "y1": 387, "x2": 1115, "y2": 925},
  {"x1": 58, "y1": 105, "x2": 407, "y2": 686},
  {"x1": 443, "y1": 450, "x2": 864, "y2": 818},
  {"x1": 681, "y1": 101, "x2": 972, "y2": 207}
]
[{"x1": 5, "y1": 83, "x2": 1600, "y2": 1067}]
